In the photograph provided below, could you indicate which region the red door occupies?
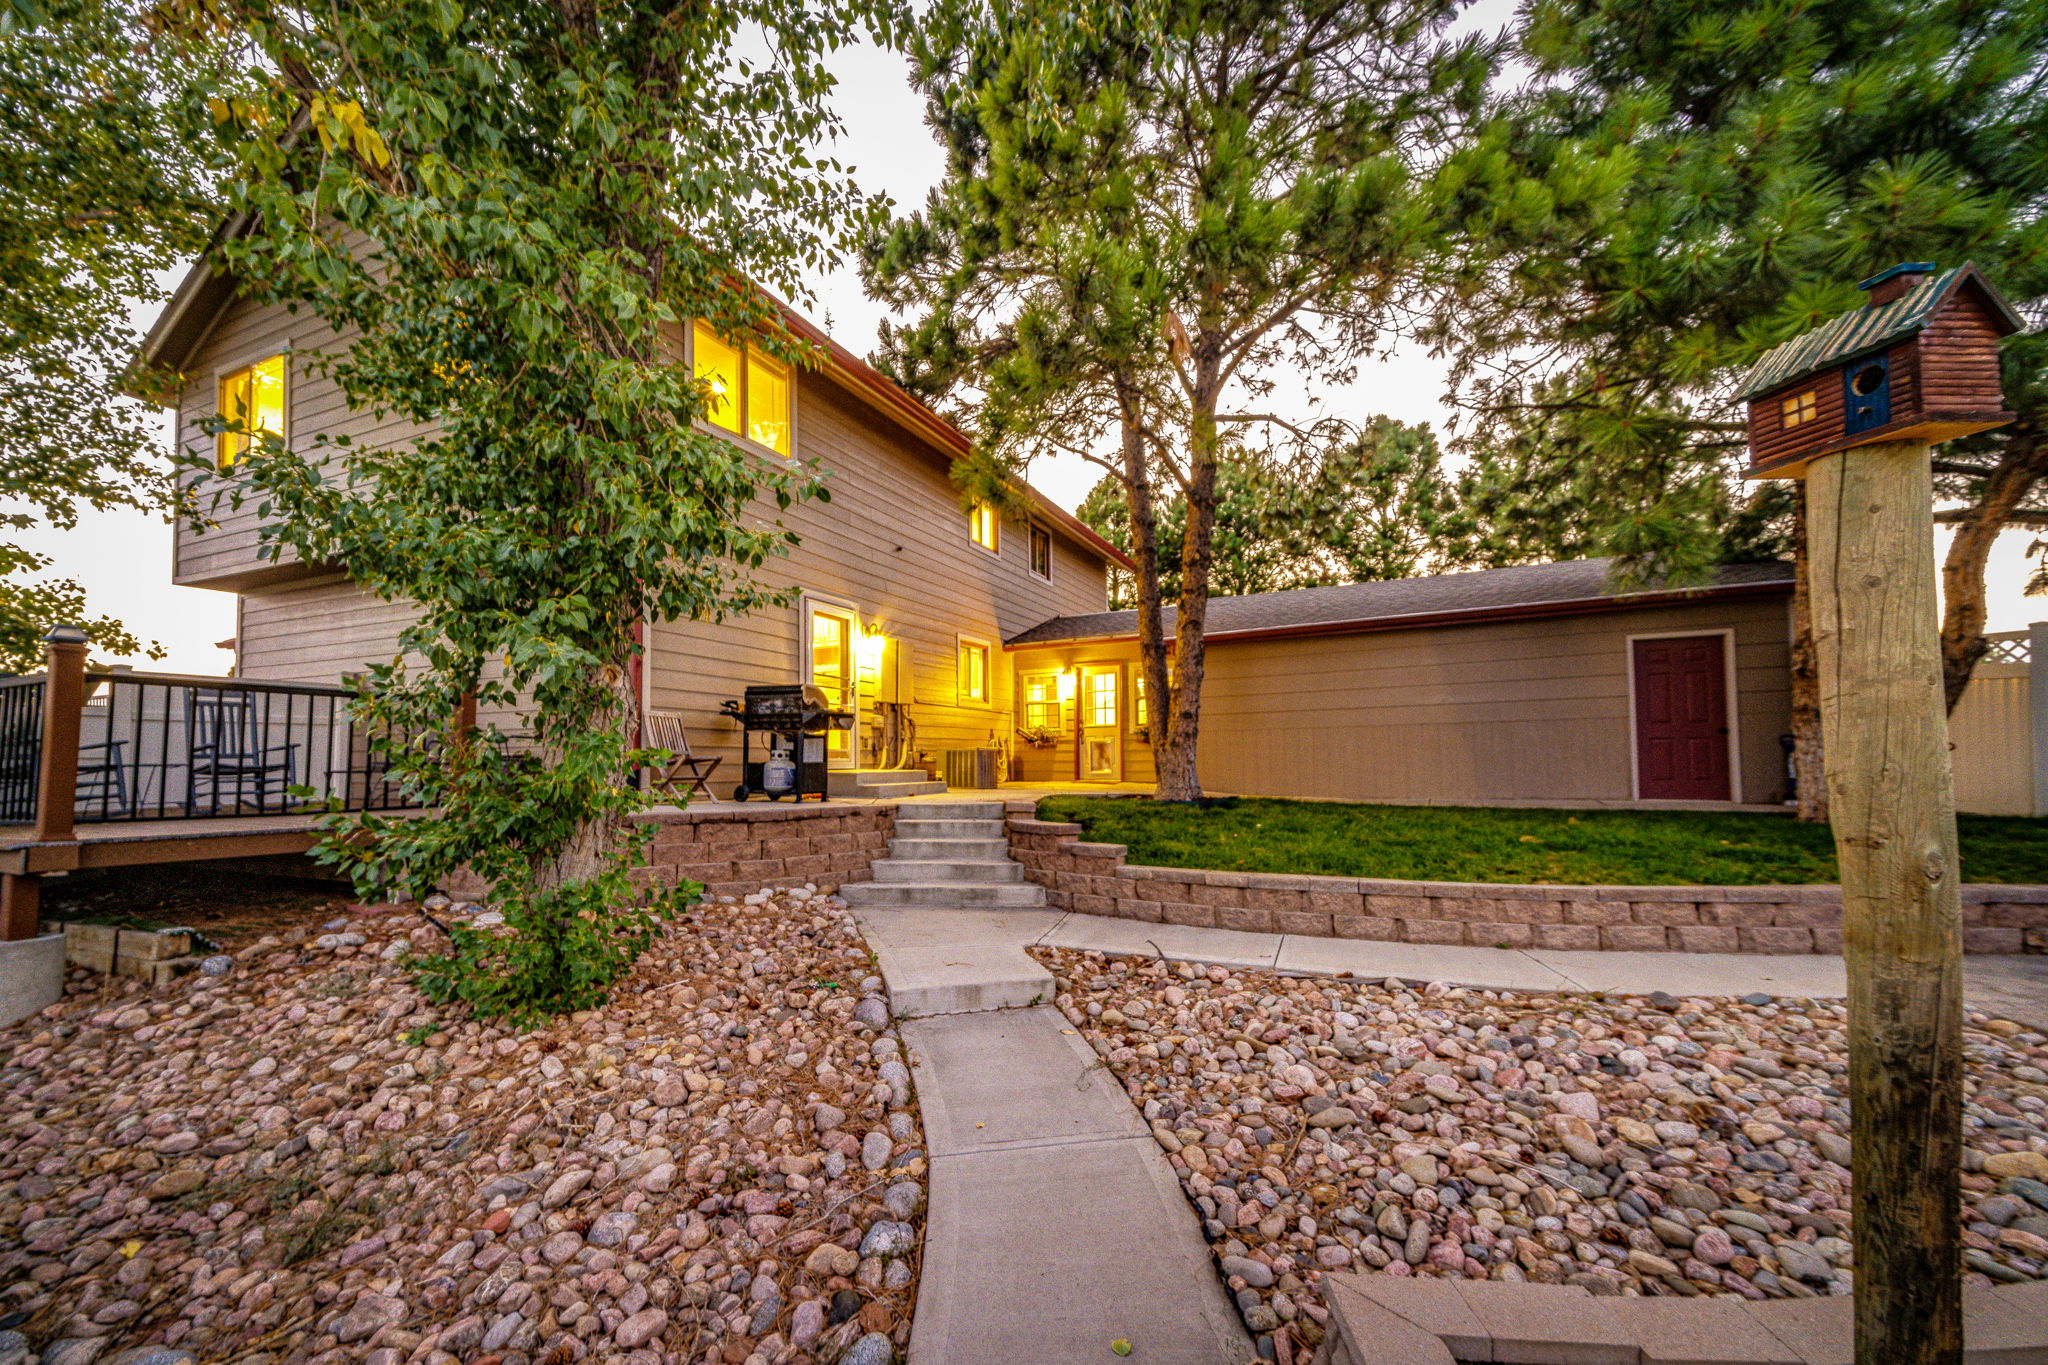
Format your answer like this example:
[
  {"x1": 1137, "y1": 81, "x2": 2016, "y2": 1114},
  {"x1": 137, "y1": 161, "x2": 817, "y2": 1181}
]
[{"x1": 1633, "y1": 635, "x2": 1731, "y2": 801}]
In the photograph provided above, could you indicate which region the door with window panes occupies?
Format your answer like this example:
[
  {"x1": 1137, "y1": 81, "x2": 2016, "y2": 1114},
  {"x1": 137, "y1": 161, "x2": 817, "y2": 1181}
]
[
  {"x1": 1079, "y1": 664, "x2": 1123, "y2": 782},
  {"x1": 807, "y1": 606, "x2": 857, "y2": 768}
]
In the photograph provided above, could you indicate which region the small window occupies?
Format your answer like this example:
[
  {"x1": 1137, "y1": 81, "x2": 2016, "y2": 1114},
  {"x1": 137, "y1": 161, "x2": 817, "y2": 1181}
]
[
  {"x1": 1028, "y1": 525, "x2": 1052, "y2": 580},
  {"x1": 1022, "y1": 671, "x2": 1062, "y2": 730},
  {"x1": 216, "y1": 354, "x2": 286, "y2": 469},
  {"x1": 693, "y1": 320, "x2": 792, "y2": 457},
  {"x1": 1133, "y1": 666, "x2": 1170, "y2": 729},
  {"x1": 958, "y1": 638, "x2": 991, "y2": 704},
  {"x1": 1780, "y1": 390, "x2": 1817, "y2": 429},
  {"x1": 968, "y1": 503, "x2": 999, "y2": 554}
]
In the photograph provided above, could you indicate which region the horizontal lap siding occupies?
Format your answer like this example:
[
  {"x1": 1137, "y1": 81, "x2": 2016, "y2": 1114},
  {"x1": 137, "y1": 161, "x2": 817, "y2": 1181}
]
[
  {"x1": 1193, "y1": 598, "x2": 1791, "y2": 804},
  {"x1": 646, "y1": 371, "x2": 1109, "y2": 774}
]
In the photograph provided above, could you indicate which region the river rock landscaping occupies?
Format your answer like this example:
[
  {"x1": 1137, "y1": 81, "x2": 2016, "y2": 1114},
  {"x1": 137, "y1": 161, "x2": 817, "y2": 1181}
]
[
  {"x1": 1032, "y1": 945, "x2": 2048, "y2": 1362},
  {"x1": 0, "y1": 889, "x2": 924, "y2": 1365}
]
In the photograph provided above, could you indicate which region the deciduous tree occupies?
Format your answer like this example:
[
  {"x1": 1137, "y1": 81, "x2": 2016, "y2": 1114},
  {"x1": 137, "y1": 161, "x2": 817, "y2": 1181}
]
[{"x1": 189, "y1": 0, "x2": 894, "y2": 1020}]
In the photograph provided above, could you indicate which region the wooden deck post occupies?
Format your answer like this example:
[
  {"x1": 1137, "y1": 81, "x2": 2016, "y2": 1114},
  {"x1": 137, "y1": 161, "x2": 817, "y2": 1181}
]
[
  {"x1": 33, "y1": 625, "x2": 89, "y2": 846},
  {"x1": 1806, "y1": 440, "x2": 1964, "y2": 1365},
  {"x1": 0, "y1": 873, "x2": 39, "y2": 942}
]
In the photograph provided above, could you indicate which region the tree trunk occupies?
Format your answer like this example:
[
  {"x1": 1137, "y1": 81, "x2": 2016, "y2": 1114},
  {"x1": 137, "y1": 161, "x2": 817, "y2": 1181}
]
[
  {"x1": 1157, "y1": 361, "x2": 1223, "y2": 802},
  {"x1": 1789, "y1": 482, "x2": 1828, "y2": 822},
  {"x1": 1808, "y1": 441, "x2": 1964, "y2": 1365},
  {"x1": 1938, "y1": 431, "x2": 2044, "y2": 712},
  {"x1": 533, "y1": 651, "x2": 641, "y2": 892},
  {"x1": 1117, "y1": 407, "x2": 1177, "y2": 800}
]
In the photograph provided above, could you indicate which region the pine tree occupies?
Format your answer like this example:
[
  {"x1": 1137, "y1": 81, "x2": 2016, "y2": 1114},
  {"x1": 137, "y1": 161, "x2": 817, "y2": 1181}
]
[
  {"x1": 867, "y1": 0, "x2": 1502, "y2": 800},
  {"x1": 1433, "y1": 0, "x2": 2048, "y2": 816}
]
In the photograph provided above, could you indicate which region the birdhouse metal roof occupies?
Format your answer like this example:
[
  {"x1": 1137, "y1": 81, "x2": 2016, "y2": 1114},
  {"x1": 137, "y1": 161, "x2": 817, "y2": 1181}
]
[{"x1": 1735, "y1": 263, "x2": 2024, "y2": 400}]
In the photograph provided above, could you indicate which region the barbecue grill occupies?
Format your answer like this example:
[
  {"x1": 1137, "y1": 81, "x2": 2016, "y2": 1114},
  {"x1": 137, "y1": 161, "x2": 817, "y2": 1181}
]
[{"x1": 718, "y1": 684, "x2": 853, "y2": 801}]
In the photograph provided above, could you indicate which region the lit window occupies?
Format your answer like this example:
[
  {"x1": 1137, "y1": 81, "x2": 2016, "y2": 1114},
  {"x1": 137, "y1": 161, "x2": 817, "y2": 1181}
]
[
  {"x1": 968, "y1": 503, "x2": 999, "y2": 553},
  {"x1": 1133, "y1": 666, "x2": 1170, "y2": 729},
  {"x1": 1086, "y1": 670, "x2": 1118, "y2": 728},
  {"x1": 216, "y1": 354, "x2": 286, "y2": 469},
  {"x1": 1780, "y1": 390, "x2": 1817, "y2": 428},
  {"x1": 693, "y1": 321, "x2": 792, "y2": 457},
  {"x1": 958, "y1": 639, "x2": 991, "y2": 703},
  {"x1": 1028, "y1": 525, "x2": 1052, "y2": 580},
  {"x1": 1022, "y1": 672, "x2": 1062, "y2": 729}
]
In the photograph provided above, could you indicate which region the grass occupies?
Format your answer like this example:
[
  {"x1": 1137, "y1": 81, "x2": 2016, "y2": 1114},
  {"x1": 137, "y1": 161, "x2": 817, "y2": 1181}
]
[{"x1": 1036, "y1": 795, "x2": 2048, "y2": 886}]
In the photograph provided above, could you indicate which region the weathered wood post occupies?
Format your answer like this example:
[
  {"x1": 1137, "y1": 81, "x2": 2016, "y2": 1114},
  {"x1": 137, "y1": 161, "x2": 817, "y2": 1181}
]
[
  {"x1": 1736, "y1": 262, "x2": 2021, "y2": 1365},
  {"x1": 33, "y1": 624, "x2": 89, "y2": 846}
]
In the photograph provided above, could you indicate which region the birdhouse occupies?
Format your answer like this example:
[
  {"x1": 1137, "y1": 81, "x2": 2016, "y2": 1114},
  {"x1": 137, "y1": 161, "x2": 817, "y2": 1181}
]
[{"x1": 1739, "y1": 262, "x2": 2022, "y2": 478}]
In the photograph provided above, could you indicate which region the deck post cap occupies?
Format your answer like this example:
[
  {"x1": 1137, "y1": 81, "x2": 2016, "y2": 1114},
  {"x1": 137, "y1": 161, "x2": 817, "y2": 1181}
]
[{"x1": 42, "y1": 624, "x2": 89, "y2": 647}]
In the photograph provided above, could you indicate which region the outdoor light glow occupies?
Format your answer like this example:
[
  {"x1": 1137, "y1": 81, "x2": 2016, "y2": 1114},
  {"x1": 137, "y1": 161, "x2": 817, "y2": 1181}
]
[
  {"x1": 1057, "y1": 668, "x2": 1078, "y2": 701},
  {"x1": 858, "y1": 630, "x2": 888, "y2": 673}
]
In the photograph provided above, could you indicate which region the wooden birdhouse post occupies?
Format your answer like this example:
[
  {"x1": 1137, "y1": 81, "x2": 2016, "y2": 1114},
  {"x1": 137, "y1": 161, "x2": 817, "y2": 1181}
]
[{"x1": 1739, "y1": 262, "x2": 2021, "y2": 1365}]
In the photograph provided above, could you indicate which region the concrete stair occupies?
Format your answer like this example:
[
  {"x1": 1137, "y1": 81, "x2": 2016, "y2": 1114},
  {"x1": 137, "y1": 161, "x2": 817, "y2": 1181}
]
[
  {"x1": 826, "y1": 767, "x2": 948, "y2": 799},
  {"x1": 840, "y1": 802, "x2": 1046, "y2": 910}
]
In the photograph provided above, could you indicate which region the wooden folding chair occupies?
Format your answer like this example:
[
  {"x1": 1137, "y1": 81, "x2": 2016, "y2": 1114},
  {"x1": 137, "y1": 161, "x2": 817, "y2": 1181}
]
[{"x1": 645, "y1": 709, "x2": 722, "y2": 800}]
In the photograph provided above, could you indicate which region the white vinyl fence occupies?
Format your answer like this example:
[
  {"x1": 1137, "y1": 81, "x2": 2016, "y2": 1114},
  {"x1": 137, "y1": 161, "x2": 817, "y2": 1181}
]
[{"x1": 1950, "y1": 623, "x2": 2044, "y2": 816}]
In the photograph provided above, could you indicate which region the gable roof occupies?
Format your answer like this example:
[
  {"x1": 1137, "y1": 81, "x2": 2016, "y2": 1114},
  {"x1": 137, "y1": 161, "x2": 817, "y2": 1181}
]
[
  {"x1": 1005, "y1": 557, "x2": 1795, "y2": 647},
  {"x1": 1735, "y1": 263, "x2": 2025, "y2": 399},
  {"x1": 130, "y1": 229, "x2": 1134, "y2": 572}
]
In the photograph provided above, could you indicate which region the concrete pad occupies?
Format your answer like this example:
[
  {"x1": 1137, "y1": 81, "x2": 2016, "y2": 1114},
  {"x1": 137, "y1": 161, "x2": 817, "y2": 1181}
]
[
  {"x1": 1601, "y1": 1296, "x2": 1802, "y2": 1365},
  {"x1": 1963, "y1": 955, "x2": 2048, "y2": 1034},
  {"x1": 1331, "y1": 1272, "x2": 1492, "y2": 1360},
  {"x1": 911, "y1": 1134, "x2": 1250, "y2": 1365},
  {"x1": 1322, "y1": 1277, "x2": 1460, "y2": 1365},
  {"x1": 1451, "y1": 1280, "x2": 1638, "y2": 1365},
  {"x1": 856, "y1": 908, "x2": 1062, "y2": 1016},
  {"x1": 1036, "y1": 913, "x2": 1283, "y2": 969},
  {"x1": 1963, "y1": 1283, "x2": 2048, "y2": 1363},
  {"x1": 1742, "y1": 1296, "x2": 1853, "y2": 1365},
  {"x1": 1275, "y1": 935, "x2": 1580, "y2": 993},
  {"x1": 1523, "y1": 949, "x2": 1847, "y2": 999},
  {"x1": 0, "y1": 934, "x2": 65, "y2": 1029},
  {"x1": 901, "y1": 1007, "x2": 1146, "y2": 1157}
]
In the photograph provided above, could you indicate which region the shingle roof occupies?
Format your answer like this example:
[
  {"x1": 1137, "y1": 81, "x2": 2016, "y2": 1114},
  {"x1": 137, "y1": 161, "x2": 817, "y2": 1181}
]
[
  {"x1": 1004, "y1": 558, "x2": 1795, "y2": 647},
  {"x1": 1734, "y1": 263, "x2": 2024, "y2": 399}
]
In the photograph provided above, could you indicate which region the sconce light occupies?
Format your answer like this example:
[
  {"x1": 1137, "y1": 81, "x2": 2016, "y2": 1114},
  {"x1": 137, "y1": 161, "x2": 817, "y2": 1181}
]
[
  {"x1": 858, "y1": 630, "x2": 888, "y2": 674},
  {"x1": 1057, "y1": 667, "x2": 1078, "y2": 702}
]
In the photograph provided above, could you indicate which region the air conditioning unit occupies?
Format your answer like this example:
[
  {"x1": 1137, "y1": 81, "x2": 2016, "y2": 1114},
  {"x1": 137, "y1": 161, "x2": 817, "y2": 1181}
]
[{"x1": 942, "y1": 747, "x2": 1001, "y2": 790}]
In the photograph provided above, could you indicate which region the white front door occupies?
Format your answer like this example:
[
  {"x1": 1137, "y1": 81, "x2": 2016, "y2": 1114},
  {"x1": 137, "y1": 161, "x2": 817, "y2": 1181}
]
[
  {"x1": 806, "y1": 604, "x2": 858, "y2": 769},
  {"x1": 1080, "y1": 664, "x2": 1123, "y2": 782}
]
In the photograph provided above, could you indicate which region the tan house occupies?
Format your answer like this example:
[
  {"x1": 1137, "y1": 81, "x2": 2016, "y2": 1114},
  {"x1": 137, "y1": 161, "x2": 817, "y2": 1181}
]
[
  {"x1": 146, "y1": 257, "x2": 2003, "y2": 815},
  {"x1": 1008, "y1": 560, "x2": 1800, "y2": 806},
  {"x1": 140, "y1": 255, "x2": 1129, "y2": 797}
]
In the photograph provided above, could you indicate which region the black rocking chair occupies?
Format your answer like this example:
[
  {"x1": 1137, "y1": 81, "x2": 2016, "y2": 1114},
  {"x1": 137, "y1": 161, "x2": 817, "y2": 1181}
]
[{"x1": 185, "y1": 688, "x2": 299, "y2": 815}]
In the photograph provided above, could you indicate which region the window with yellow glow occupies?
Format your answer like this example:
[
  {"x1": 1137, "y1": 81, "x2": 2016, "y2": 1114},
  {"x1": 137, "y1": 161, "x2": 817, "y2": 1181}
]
[
  {"x1": 1022, "y1": 672, "x2": 1061, "y2": 729},
  {"x1": 968, "y1": 503, "x2": 999, "y2": 553},
  {"x1": 958, "y1": 639, "x2": 991, "y2": 704},
  {"x1": 1133, "y1": 666, "x2": 1169, "y2": 729},
  {"x1": 1780, "y1": 390, "x2": 1817, "y2": 428},
  {"x1": 693, "y1": 321, "x2": 792, "y2": 457},
  {"x1": 1028, "y1": 525, "x2": 1052, "y2": 580},
  {"x1": 216, "y1": 354, "x2": 286, "y2": 469},
  {"x1": 1085, "y1": 670, "x2": 1118, "y2": 728}
]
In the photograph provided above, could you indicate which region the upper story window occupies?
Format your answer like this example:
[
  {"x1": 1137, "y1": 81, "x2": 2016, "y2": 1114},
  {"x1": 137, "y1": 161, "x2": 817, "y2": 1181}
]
[
  {"x1": 217, "y1": 354, "x2": 286, "y2": 470},
  {"x1": 1028, "y1": 524, "x2": 1052, "y2": 581},
  {"x1": 968, "y1": 503, "x2": 999, "y2": 554},
  {"x1": 1780, "y1": 390, "x2": 1817, "y2": 429},
  {"x1": 958, "y1": 637, "x2": 991, "y2": 704},
  {"x1": 693, "y1": 321, "x2": 792, "y2": 457}
]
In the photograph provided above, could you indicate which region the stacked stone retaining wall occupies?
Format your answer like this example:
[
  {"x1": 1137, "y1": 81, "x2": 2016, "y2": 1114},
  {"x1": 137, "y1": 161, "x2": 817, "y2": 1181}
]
[
  {"x1": 635, "y1": 803, "x2": 895, "y2": 899},
  {"x1": 1006, "y1": 817, "x2": 2048, "y2": 955}
]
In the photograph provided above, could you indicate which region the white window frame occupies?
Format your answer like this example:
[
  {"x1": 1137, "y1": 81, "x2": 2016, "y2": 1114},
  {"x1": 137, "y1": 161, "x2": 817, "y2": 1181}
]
[
  {"x1": 1020, "y1": 668, "x2": 1063, "y2": 731},
  {"x1": 684, "y1": 322, "x2": 799, "y2": 464},
  {"x1": 210, "y1": 348, "x2": 291, "y2": 473},
  {"x1": 956, "y1": 633, "x2": 994, "y2": 707},
  {"x1": 1624, "y1": 627, "x2": 1742, "y2": 803},
  {"x1": 801, "y1": 592, "x2": 863, "y2": 769},
  {"x1": 1027, "y1": 523, "x2": 1053, "y2": 582}
]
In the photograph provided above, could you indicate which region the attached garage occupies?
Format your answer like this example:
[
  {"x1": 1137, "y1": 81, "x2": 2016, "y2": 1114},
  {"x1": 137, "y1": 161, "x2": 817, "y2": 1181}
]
[{"x1": 1007, "y1": 559, "x2": 1798, "y2": 807}]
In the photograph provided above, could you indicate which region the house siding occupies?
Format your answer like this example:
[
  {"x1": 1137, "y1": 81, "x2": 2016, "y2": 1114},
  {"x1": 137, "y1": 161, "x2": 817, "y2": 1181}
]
[{"x1": 1190, "y1": 598, "x2": 1792, "y2": 804}]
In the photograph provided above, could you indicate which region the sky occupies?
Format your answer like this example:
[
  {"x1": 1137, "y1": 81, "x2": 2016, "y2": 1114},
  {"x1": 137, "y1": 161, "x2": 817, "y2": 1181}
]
[{"x1": 14, "y1": 10, "x2": 2041, "y2": 675}]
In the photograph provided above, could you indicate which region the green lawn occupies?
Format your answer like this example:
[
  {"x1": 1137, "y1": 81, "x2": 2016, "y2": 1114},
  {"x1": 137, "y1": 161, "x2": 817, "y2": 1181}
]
[{"x1": 1035, "y1": 795, "x2": 2048, "y2": 886}]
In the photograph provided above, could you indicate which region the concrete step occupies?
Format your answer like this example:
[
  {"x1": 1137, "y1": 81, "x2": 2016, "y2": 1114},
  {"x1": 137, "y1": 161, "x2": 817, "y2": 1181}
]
[
  {"x1": 873, "y1": 859, "x2": 1026, "y2": 884},
  {"x1": 852, "y1": 908, "x2": 1065, "y2": 1018},
  {"x1": 889, "y1": 837, "x2": 1010, "y2": 860},
  {"x1": 893, "y1": 818, "x2": 1005, "y2": 839},
  {"x1": 826, "y1": 767, "x2": 949, "y2": 797},
  {"x1": 900, "y1": 801, "x2": 1006, "y2": 820},
  {"x1": 841, "y1": 880, "x2": 1047, "y2": 909}
]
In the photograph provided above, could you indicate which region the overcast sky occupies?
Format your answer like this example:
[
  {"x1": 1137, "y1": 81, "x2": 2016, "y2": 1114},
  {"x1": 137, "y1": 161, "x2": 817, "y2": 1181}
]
[{"x1": 16, "y1": 8, "x2": 2039, "y2": 674}]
